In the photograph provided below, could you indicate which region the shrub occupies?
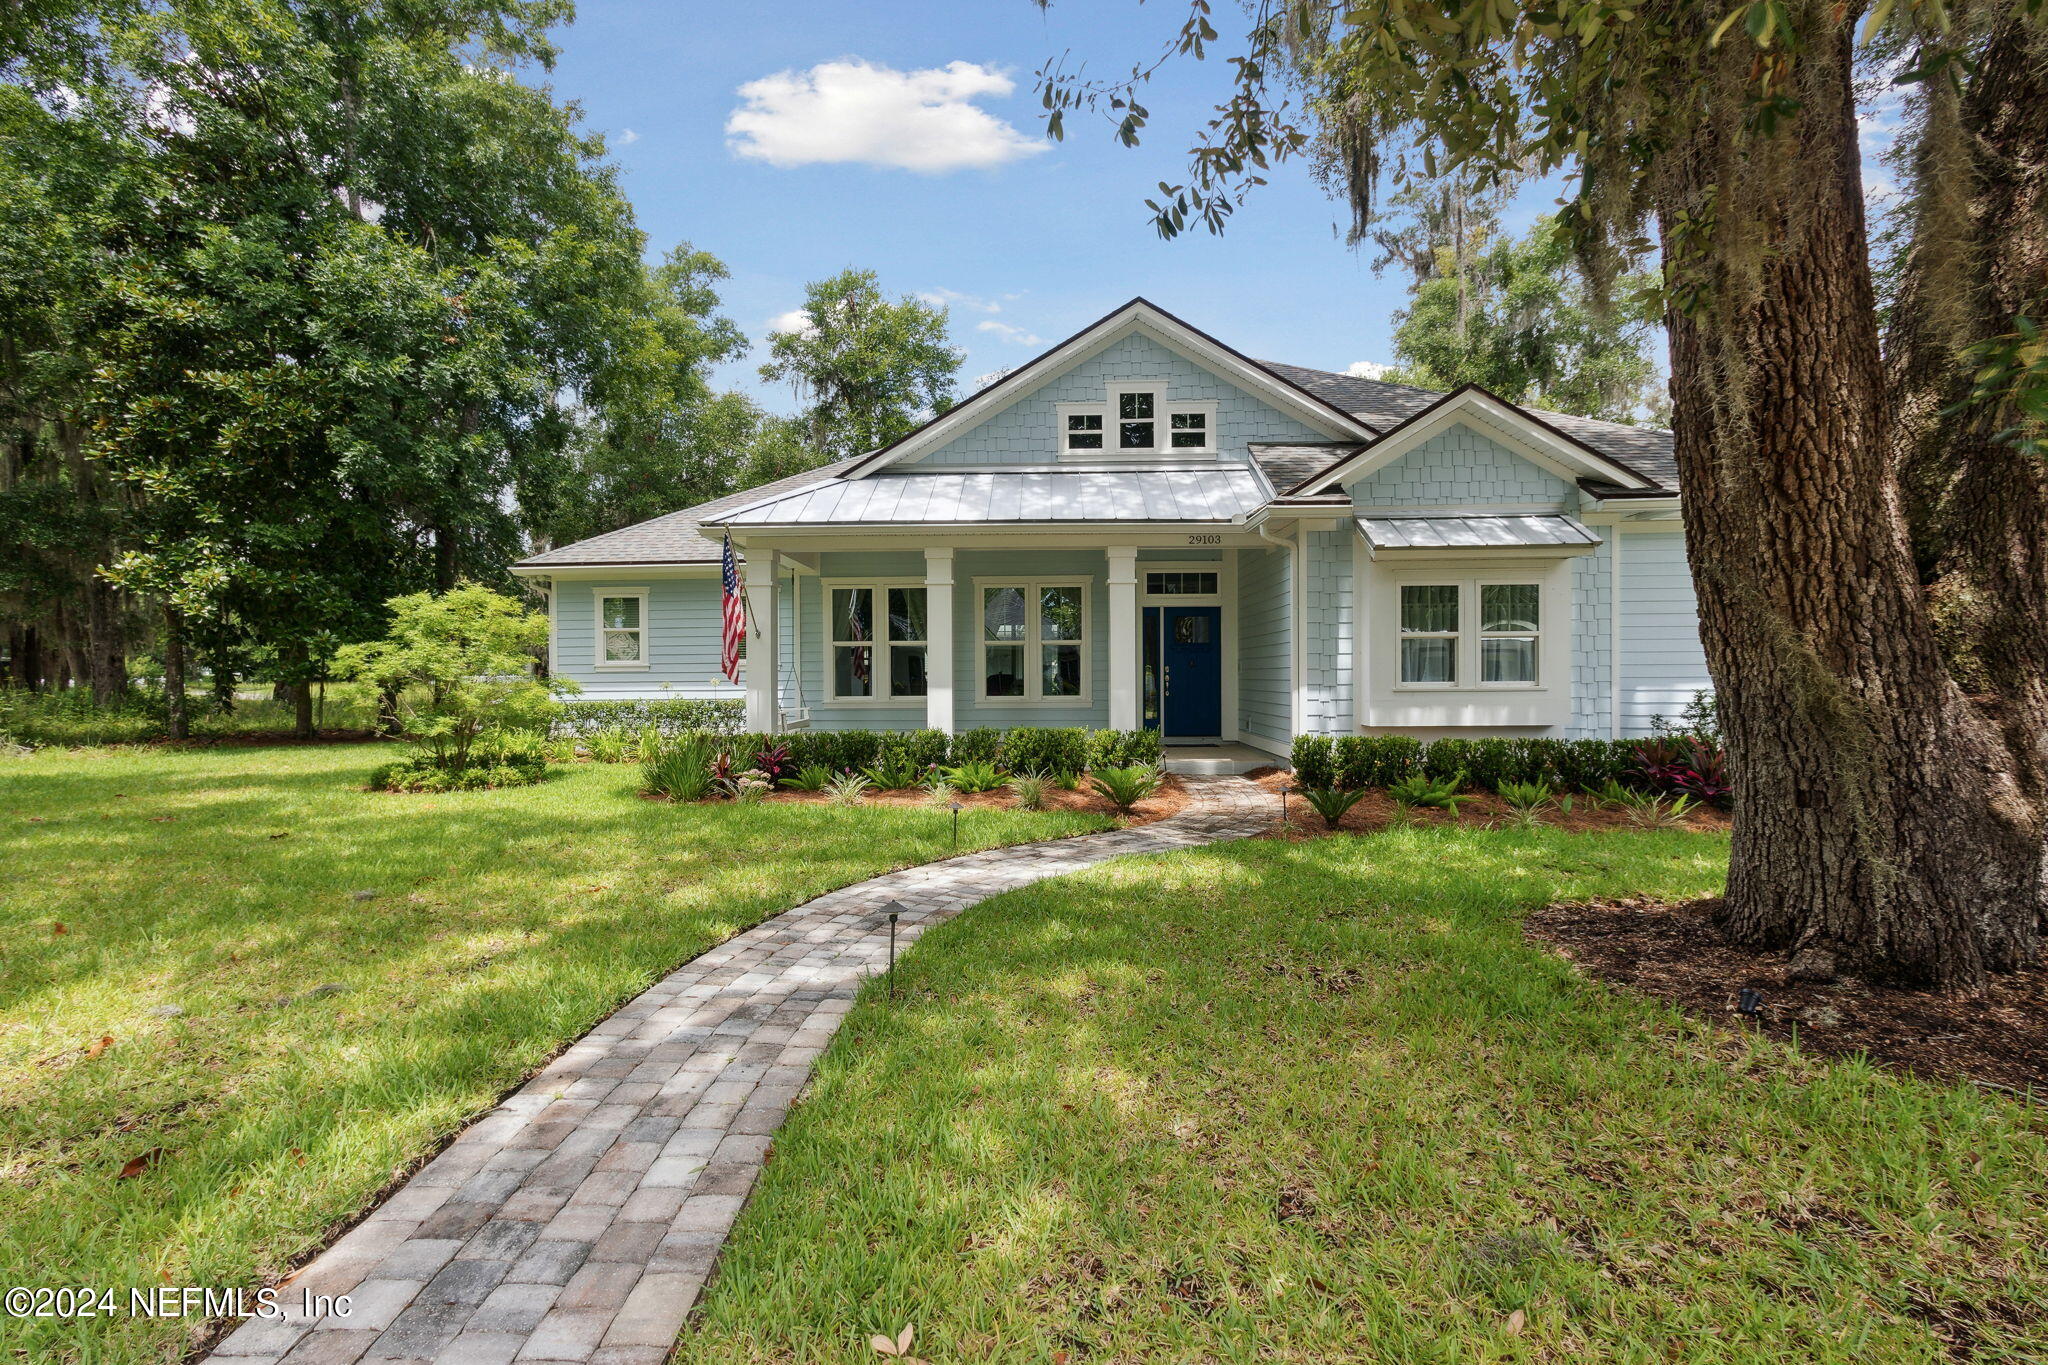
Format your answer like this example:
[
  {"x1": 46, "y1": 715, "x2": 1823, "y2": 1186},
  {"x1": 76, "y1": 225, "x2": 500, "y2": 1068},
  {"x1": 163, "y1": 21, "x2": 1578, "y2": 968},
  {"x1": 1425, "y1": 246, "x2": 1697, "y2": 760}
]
[
  {"x1": 1550, "y1": 739, "x2": 1632, "y2": 791},
  {"x1": 1300, "y1": 785, "x2": 1368, "y2": 831},
  {"x1": 1088, "y1": 763, "x2": 1162, "y2": 816},
  {"x1": 750, "y1": 740, "x2": 796, "y2": 786},
  {"x1": 1633, "y1": 737, "x2": 1732, "y2": 805},
  {"x1": 1388, "y1": 771, "x2": 1472, "y2": 813},
  {"x1": 369, "y1": 738, "x2": 546, "y2": 792},
  {"x1": 1496, "y1": 778, "x2": 1556, "y2": 829},
  {"x1": 643, "y1": 735, "x2": 718, "y2": 802},
  {"x1": 1421, "y1": 739, "x2": 1476, "y2": 784},
  {"x1": 948, "y1": 728, "x2": 1003, "y2": 766},
  {"x1": 825, "y1": 772, "x2": 871, "y2": 807},
  {"x1": 1088, "y1": 727, "x2": 1162, "y2": 769},
  {"x1": 1291, "y1": 734, "x2": 1335, "y2": 789},
  {"x1": 785, "y1": 763, "x2": 834, "y2": 792},
  {"x1": 863, "y1": 754, "x2": 923, "y2": 789},
  {"x1": 879, "y1": 729, "x2": 950, "y2": 772},
  {"x1": 943, "y1": 760, "x2": 1006, "y2": 794},
  {"x1": 1010, "y1": 773, "x2": 1048, "y2": 811},
  {"x1": 1332, "y1": 735, "x2": 1422, "y2": 789},
  {"x1": 553, "y1": 697, "x2": 743, "y2": 738},
  {"x1": 586, "y1": 728, "x2": 632, "y2": 764},
  {"x1": 1004, "y1": 726, "x2": 1088, "y2": 777},
  {"x1": 1651, "y1": 689, "x2": 1722, "y2": 745}
]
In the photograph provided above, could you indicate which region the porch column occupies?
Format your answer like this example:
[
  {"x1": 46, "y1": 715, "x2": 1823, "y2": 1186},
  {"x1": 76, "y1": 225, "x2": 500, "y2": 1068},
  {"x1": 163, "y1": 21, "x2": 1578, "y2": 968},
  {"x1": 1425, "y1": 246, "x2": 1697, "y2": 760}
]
[
  {"x1": 924, "y1": 546, "x2": 955, "y2": 733},
  {"x1": 1106, "y1": 545, "x2": 1140, "y2": 731},
  {"x1": 744, "y1": 547, "x2": 780, "y2": 733}
]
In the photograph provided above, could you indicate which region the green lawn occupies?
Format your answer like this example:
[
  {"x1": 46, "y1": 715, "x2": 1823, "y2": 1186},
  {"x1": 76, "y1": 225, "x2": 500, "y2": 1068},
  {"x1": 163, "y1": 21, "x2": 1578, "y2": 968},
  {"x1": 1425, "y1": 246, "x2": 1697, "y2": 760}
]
[
  {"x1": 0, "y1": 743, "x2": 1106, "y2": 1365},
  {"x1": 686, "y1": 828, "x2": 2048, "y2": 1364}
]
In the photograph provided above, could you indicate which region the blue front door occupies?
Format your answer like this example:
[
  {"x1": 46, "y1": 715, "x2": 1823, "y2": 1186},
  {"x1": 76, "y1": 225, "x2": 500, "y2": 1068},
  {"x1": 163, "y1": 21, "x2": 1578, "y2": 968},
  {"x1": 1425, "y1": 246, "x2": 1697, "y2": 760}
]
[{"x1": 1144, "y1": 604, "x2": 1222, "y2": 739}]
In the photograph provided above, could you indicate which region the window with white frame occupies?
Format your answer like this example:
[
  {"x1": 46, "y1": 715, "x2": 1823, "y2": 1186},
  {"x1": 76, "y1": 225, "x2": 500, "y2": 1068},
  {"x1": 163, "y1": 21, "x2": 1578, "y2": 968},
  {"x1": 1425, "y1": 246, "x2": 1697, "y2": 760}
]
[
  {"x1": 1396, "y1": 581, "x2": 1542, "y2": 686},
  {"x1": 1063, "y1": 409, "x2": 1104, "y2": 452},
  {"x1": 1060, "y1": 391, "x2": 1215, "y2": 456},
  {"x1": 980, "y1": 580, "x2": 1088, "y2": 701},
  {"x1": 596, "y1": 591, "x2": 648, "y2": 667},
  {"x1": 828, "y1": 583, "x2": 927, "y2": 700},
  {"x1": 1168, "y1": 408, "x2": 1210, "y2": 450},
  {"x1": 1116, "y1": 389, "x2": 1158, "y2": 450}
]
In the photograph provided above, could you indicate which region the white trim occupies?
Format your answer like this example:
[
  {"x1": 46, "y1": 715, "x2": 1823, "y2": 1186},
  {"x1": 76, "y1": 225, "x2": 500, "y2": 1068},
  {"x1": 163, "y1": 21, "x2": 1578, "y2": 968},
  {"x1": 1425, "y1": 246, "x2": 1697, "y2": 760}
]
[
  {"x1": 592, "y1": 588, "x2": 650, "y2": 670},
  {"x1": 972, "y1": 574, "x2": 1095, "y2": 708},
  {"x1": 1365, "y1": 557, "x2": 1573, "y2": 729},
  {"x1": 1350, "y1": 526, "x2": 1369, "y2": 732},
  {"x1": 844, "y1": 300, "x2": 1374, "y2": 478},
  {"x1": 1609, "y1": 527, "x2": 1624, "y2": 737},
  {"x1": 1056, "y1": 401, "x2": 1108, "y2": 456},
  {"x1": 1137, "y1": 560, "x2": 1225, "y2": 602},
  {"x1": 1221, "y1": 549, "x2": 1240, "y2": 742},
  {"x1": 1291, "y1": 389, "x2": 1658, "y2": 495},
  {"x1": 1106, "y1": 548, "x2": 1138, "y2": 729},
  {"x1": 820, "y1": 577, "x2": 932, "y2": 706},
  {"x1": 924, "y1": 548, "x2": 955, "y2": 734}
]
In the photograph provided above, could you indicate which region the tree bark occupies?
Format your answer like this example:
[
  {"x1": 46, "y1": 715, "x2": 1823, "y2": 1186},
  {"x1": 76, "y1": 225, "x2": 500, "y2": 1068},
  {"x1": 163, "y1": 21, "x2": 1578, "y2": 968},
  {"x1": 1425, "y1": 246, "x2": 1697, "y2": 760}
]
[
  {"x1": 1658, "y1": 15, "x2": 2039, "y2": 990},
  {"x1": 294, "y1": 681, "x2": 314, "y2": 738},
  {"x1": 162, "y1": 605, "x2": 189, "y2": 741}
]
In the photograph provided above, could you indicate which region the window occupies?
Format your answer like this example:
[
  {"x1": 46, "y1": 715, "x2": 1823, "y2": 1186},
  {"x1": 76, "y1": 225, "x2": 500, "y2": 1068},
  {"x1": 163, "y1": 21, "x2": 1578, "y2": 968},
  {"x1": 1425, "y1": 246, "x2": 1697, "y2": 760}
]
[
  {"x1": 829, "y1": 583, "x2": 927, "y2": 700},
  {"x1": 1169, "y1": 409, "x2": 1209, "y2": 449},
  {"x1": 1396, "y1": 581, "x2": 1543, "y2": 687},
  {"x1": 1479, "y1": 583, "x2": 1540, "y2": 684},
  {"x1": 1117, "y1": 390, "x2": 1156, "y2": 450},
  {"x1": 980, "y1": 580, "x2": 1089, "y2": 703},
  {"x1": 1399, "y1": 585, "x2": 1458, "y2": 684},
  {"x1": 1145, "y1": 571, "x2": 1218, "y2": 596},
  {"x1": 595, "y1": 590, "x2": 648, "y2": 668},
  {"x1": 1064, "y1": 410, "x2": 1103, "y2": 451}
]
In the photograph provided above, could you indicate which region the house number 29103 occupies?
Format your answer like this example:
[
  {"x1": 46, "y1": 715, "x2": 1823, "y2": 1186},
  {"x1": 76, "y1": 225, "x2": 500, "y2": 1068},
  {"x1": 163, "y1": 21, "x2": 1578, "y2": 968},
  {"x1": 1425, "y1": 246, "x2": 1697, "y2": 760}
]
[{"x1": 1185, "y1": 534, "x2": 1222, "y2": 545}]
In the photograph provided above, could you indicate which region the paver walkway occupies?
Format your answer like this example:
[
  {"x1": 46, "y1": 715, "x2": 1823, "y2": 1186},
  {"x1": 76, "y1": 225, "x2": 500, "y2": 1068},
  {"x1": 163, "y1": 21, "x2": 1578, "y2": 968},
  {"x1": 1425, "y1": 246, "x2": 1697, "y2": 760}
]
[{"x1": 211, "y1": 776, "x2": 1274, "y2": 1365}]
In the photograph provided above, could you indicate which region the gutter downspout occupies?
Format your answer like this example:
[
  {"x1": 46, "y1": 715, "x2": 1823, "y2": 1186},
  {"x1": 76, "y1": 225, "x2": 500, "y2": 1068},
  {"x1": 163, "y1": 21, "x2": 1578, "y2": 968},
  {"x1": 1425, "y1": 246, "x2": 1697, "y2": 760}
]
[{"x1": 1258, "y1": 521, "x2": 1307, "y2": 739}]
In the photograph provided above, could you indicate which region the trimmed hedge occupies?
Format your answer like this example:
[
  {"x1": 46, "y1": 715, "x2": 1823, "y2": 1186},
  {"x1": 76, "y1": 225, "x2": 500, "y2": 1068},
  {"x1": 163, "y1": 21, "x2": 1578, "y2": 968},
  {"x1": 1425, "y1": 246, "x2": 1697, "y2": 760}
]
[
  {"x1": 554, "y1": 697, "x2": 743, "y2": 737},
  {"x1": 1292, "y1": 732, "x2": 1641, "y2": 793},
  {"x1": 693, "y1": 725, "x2": 1157, "y2": 776},
  {"x1": 1002, "y1": 726, "x2": 1089, "y2": 777}
]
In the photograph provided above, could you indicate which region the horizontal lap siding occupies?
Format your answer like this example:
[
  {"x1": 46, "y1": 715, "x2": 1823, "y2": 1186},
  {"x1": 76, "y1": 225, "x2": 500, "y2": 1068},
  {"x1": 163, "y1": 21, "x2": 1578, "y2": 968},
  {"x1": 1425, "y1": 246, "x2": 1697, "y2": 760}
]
[
  {"x1": 802, "y1": 551, "x2": 927, "y2": 732},
  {"x1": 1238, "y1": 545, "x2": 1290, "y2": 744},
  {"x1": 904, "y1": 333, "x2": 1326, "y2": 467},
  {"x1": 1618, "y1": 530, "x2": 1713, "y2": 737},
  {"x1": 551, "y1": 577, "x2": 748, "y2": 702}
]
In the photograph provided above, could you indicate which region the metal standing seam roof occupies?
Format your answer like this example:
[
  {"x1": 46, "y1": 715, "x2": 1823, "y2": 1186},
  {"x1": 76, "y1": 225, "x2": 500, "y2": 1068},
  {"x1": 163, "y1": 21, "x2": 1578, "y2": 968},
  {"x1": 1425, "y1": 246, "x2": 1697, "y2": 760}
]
[
  {"x1": 704, "y1": 467, "x2": 1272, "y2": 527},
  {"x1": 1357, "y1": 513, "x2": 1601, "y2": 550}
]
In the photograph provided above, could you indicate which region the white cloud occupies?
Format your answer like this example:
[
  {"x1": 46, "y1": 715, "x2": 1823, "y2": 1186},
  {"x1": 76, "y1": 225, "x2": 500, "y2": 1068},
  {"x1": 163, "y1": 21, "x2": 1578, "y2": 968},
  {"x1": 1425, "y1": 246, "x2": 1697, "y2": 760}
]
[
  {"x1": 977, "y1": 320, "x2": 1045, "y2": 346},
  {"x1": 918, "y1": 287, "x2": 1003, "y2": 314},
  {"x1": 1346, "y1": 361, "x2": 1396, "y2": 380},
  {"x1": 765, "y1": 309, "x2": 815, "y2": 338},
  {"x1": 726, "y1": 59, "x2": 1047, "y2": 173},
  {"x1": 617, "y1": 128, "x2": 640, "y2": 146}
]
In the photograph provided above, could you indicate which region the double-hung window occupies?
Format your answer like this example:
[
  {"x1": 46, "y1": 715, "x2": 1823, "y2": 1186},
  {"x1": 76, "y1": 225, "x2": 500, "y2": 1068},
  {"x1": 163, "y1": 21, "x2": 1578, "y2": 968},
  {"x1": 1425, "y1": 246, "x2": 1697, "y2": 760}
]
[
  {"x1": 596, "y1": 590, "x2": 649, "y2": 668},
  {"x1": 980, "y1": 580, "x2": 1088, "y2": 702},
  {"x1": 1397, "y1": 581, "x2": 1542, "y2": 686},
  {"x1": 1116, "y1": 390, "x2": 1157, "y2": 450},
  {"x1": 829, "y1": 583, "x2": 927, "y2": 700},
  {"x1": 1063, "y1": 410, "x2": 1104, "y2": 451}
]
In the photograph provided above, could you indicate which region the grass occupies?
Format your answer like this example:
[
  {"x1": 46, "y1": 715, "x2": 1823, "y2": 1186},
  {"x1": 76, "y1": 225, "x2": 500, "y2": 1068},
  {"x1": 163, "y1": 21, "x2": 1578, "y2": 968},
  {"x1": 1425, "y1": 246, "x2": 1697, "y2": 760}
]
[
  {"x1": 686, "y1": 827, "x2": 2048, "y2": 1364},
  {"x1": 0, "y1": 743, "x2": 1107, "y2": 1364},
  {"x1": 0, "y1": 683, "x2": 391, "y2": 747}
]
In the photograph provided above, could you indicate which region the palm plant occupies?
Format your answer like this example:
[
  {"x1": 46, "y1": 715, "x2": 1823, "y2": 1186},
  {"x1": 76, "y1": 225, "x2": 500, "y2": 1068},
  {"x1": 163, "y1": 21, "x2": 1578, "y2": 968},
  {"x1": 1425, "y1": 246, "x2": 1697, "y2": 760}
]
[
  {"x1": 863, "y1": 755, "x2": 922, "y2": 789},
  {"x1": 1088, "y1": 763, "x2": 1162, "y2": 817},
  {"x1": 784, "y1": 763, "x2": 835, "y2": 792},
  {"x1": 943, "y1": 760, "x2": 1007, "y2": 794},
  {"x1": 1388, "y1": 771, "x2": 1472, "y2": 817},
  {"x1": 1300, "y1": 785, "x2": 1368, "y2": 831},
  {"x1": 1496, "y1": 778, "x2": 1555, "y2": 829}
]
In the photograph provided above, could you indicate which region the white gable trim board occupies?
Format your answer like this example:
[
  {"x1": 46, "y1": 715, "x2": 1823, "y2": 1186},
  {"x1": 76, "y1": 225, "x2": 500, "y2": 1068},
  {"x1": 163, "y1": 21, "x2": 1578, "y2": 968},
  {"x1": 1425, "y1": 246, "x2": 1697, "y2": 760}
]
[{"x1": 524, "y1": 301, "x2": 1710, "y2": 747}]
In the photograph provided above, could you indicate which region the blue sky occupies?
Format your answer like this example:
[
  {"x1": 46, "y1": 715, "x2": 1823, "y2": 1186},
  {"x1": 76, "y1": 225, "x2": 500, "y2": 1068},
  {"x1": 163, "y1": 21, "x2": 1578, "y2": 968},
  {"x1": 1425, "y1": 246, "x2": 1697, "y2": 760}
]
[{"x1": 540, "y1": 0, "x2": 1566, "y2": 412}]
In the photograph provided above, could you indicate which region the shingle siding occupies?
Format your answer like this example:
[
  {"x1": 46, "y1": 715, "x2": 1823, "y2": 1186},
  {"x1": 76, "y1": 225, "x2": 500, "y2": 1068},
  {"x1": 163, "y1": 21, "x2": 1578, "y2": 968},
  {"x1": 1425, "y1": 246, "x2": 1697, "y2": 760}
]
[
  {"x1": 1570, "y1": 538, "x2": 1613, "y2": 738},
  {"x1": 907, "y1": 333, "x2": 1327, "y2": 467},
  {"x1": 1303, "y1": 529, "x2": 1353, "y2": 736},
  {"x1": 1344, "y1": 425, "x2": 1574, "y2": 508}
]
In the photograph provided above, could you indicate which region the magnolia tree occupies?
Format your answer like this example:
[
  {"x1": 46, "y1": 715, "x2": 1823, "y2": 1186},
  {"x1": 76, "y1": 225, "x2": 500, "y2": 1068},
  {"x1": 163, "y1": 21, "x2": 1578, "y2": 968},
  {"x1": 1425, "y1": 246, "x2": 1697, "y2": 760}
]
[
  {"x1": 1038, "y1": 0, "x2": 2048, "y2": 989},
  {"x1": 334, "y1": 585, "x2": 570, "y2": 771}
]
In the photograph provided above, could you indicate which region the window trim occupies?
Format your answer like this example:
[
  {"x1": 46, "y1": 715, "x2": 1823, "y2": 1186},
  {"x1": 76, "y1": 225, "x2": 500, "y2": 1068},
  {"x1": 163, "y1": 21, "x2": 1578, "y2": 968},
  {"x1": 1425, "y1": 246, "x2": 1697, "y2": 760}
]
[
  {"x1": 1140, "y1": 562, "x2": 1224, "y2": 602},
  {"x1": 1163, "y1": 399, "x2": 1218, "y2": 454},
  {"x1": 1390, "y1": 578, "x2": 1545, "y2": 691},
  {"x1": 1056, "y1": 401, "x2": 1107, "y2": 454},
  {"x1": 593, "y1": 587, "x2": 651, "y2": 670},
  {"x1": 1109, "y1": 384, "x2": 1163, "y2": 453},
  {"x1": 973, "y1": 576, "x2": 1093, "y2": 707},
  {"x1": 822, "y1": 577, "x2": 930, "y2": 705},
  {"x1": 1056, "y1": 392, "x2": 1219, "y2": 460}
]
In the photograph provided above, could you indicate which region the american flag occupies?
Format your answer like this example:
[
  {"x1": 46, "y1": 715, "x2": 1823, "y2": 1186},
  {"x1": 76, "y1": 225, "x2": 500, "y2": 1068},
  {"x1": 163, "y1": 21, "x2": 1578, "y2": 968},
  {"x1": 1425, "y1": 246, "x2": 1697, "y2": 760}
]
[{"x1": 720, "y1": 533, "x2": 745, "y2": 685}]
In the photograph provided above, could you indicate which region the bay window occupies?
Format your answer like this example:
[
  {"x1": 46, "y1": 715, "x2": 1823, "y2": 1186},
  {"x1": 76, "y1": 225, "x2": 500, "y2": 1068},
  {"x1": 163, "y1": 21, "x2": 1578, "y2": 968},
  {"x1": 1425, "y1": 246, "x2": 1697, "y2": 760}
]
[
  {"x1": 979, "y1": 579, "x2": 1089, "y2": 703},
  {"x1": 829, "y1": 583, "x2": 927, "y2": 700},
  {"x1": 1396, "y1": 580, "x2": 1542, "y2": 687}
]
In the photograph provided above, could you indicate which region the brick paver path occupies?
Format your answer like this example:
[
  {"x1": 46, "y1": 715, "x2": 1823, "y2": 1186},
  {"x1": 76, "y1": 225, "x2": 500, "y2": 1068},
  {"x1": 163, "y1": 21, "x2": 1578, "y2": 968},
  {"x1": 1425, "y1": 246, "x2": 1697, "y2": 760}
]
[{"x1": 210, "y1": 775, "x2": 1274, "y2": 1365}]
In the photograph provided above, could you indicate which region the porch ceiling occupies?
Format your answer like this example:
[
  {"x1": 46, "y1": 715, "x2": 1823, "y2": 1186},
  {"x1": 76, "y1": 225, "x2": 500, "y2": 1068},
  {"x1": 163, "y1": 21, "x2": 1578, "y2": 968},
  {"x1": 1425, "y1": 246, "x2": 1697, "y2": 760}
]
[{"x1": 704, "y1": 467, "x2": 1271, "y2": 528}]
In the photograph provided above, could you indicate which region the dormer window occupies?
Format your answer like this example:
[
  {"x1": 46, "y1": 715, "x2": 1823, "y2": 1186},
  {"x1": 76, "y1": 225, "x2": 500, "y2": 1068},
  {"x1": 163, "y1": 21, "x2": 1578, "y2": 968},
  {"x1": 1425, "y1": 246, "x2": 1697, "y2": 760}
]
[
  {"x1": 1117, "y1": 390, "x2": 1157, "y2": 449},
  {"x1": 1170, "y1": 410, "x2": 1208, "y2": 449},
  {"x1": 1059, "y1": 390, "x2": 1216, "y2": 458},
  {"x1": 1064, "y1": 411, "x2": 1103, "y2": 451}
]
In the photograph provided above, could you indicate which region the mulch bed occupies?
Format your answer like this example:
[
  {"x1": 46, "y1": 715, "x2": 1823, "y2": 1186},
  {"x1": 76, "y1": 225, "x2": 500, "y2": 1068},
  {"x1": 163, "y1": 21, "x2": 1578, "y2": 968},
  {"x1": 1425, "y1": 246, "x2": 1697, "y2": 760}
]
[
  {"x1": 1526, "y1": 896, "x2": 2048, "y2": 1098},
  {"x1": 1243, "y1": 768, "x2": 1731, "y2": 837},
  {"x1": 648, "y1": 773, "x2": 1194, "y2": 828}
]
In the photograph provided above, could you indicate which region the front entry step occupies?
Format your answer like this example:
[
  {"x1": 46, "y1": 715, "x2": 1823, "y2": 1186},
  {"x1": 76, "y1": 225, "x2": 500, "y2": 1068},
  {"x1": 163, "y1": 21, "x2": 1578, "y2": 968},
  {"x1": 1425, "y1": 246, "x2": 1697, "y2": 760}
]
[{"x1": 1161, "y1": 743, "x2": 1283, "y2": 776}]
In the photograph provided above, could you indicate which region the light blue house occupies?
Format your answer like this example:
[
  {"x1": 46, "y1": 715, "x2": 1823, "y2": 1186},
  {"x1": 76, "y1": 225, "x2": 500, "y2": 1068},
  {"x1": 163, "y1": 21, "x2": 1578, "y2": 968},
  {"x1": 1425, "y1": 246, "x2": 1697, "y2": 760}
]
[{"x1": 513, "y1": 299, "x2": 1709, "y2": 761}]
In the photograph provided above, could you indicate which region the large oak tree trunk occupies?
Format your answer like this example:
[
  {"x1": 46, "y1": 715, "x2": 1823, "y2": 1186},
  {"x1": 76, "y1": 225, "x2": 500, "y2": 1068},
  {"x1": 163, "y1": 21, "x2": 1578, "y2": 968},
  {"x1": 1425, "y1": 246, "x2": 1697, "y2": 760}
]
[{"x1": 1659, "y1": 16, "x2": 2038, "y2": 990}]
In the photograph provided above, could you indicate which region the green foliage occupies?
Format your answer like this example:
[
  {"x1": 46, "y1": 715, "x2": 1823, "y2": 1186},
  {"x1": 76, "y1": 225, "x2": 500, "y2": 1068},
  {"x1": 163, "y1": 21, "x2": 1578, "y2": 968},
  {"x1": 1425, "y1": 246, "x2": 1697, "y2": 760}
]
[
  {"x1": 785, "y1": 763, "x2": 835, "y2": 793},
  {"x1": 862, "y1": 754, "x2": 923, "y2": 790},
  {"x1": 1388, "y1": 771, "x2": 1472, "y2": 813},
  {"x1": 947, "y1": 727, "x2": 1004, "y2": 767},
  {"x1": 1291, "y1": 734, "x2": 1335, "y2": 789},
  {"x1": 1496, "y1": 778, "x2": 1557, "y2": 829},
  {"x1": 642, "y1": 735, "x2": 719, "y2": 803},
  {"x1": 1010, "y1": 773, "x2": 1048, "y2": 811},
  {"x1": 758, "y1": 269, "x2": 964, "y2": 461},
  {"x1": 1334, "y1": 735, "x2": 1424, "y2": 789},
  {"x1": 1300, "y1": 785, "x2": 1368, "y2": 831},
  {"x1": 879, "y1": 729, "x2": 950, "y2": 772},
  {"x1": 332, "y1": 585, "x2": 566, "y2": 772},
  {"x1": 943, "y1": 760, "x2": 1007, "y2": 795},
  {"x1": 1086, "y1": 727, "x2": 1162, "y2": 770},
  {"x1": 1002, "y1": 726, "x2": 1088, "y2": 777},
  {"x1": 825, "y1": 772, "x2": 871, "y2": 807},
  {"x1": 1618, "y1": 790, "x2": 1700, "y2": 829},
  {"x1": 1088, "y1": 763, "x2": 1163, "y2": 816},
  {"x1": 554, "y1": 698, "x2": 743, "y2": 738},
  {"x1": 586, "y1": 729, "x2": 633, "y2": 764},
  {"x1": 1651, "y1": 690, "x2": 1724, "y2": 745},
  {"x1": 368, "y1": 748, "x2": 546, "y2": 793}
]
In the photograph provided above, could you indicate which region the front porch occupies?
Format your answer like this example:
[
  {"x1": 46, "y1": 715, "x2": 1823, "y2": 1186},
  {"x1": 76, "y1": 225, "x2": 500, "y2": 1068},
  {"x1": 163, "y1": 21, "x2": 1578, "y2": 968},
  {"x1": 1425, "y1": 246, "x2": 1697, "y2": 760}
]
[{"x1": 728, "y1": 535, "x2": 1306, "y2": 757}]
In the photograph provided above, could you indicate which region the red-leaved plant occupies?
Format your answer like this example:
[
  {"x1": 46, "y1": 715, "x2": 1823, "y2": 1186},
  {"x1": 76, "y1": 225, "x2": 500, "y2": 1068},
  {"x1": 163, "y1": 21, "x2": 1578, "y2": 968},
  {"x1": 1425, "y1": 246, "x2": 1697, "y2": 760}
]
[{"x1": 1631, "y1": 737, "x2": 1731, "y2": 805}]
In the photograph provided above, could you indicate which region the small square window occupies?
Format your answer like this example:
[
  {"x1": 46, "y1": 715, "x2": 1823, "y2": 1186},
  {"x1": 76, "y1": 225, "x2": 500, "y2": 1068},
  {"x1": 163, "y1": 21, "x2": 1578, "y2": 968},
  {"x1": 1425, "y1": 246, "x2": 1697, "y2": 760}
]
[
  {"x1": 1065, "y1": 412, "x2": 1104, "y2": 451},
  {"x1": 1169, "y1": 410, "x2": 1208, "y2": 449}
]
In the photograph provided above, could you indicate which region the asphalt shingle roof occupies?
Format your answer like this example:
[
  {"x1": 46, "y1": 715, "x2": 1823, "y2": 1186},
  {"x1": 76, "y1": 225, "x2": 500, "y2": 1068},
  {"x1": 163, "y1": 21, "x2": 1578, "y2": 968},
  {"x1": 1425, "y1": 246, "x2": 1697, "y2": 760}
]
[
  {"x1": 1248, "y1": 442, "x2": 1365, "y2": 491},
  {"x1": 1257, "y1": 361, "x2": 1679, "y2": 493}
]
